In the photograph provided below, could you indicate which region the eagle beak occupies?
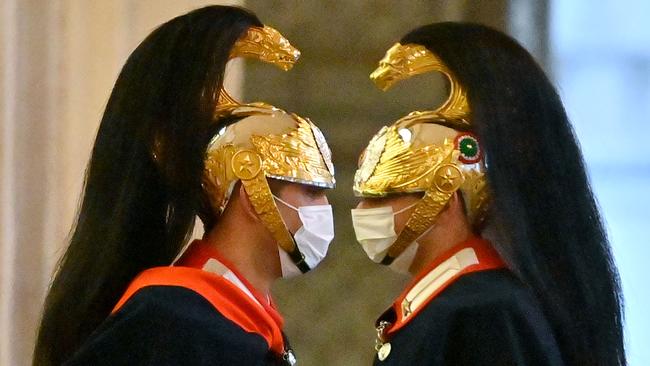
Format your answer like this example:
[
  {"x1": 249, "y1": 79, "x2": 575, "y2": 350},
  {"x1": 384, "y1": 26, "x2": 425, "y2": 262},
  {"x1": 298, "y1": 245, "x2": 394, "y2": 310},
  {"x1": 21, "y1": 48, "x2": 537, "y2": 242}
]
[
  {"x1": 275, "y1": 48, "x2": 300, "y2": 71},
  {"x1": 370, "y1": 64, "x2": 400, "y2": 91}
]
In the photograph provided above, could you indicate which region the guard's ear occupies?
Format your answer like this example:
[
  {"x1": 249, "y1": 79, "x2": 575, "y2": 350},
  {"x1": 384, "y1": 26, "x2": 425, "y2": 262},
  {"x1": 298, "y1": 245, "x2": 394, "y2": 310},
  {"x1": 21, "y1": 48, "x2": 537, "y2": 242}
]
[
  {"x1": 454, "y1": 191, "x2": 468, "y2": 215},
  {"x1": 443, "y1": 191, "x2": 469, "y2": 225},
  {"x1": 440, "y1": 191, "x2": 463, "y2": 216},
  {"x1": 238, "y1": 183, "x2": 260, "y2": 222},
  {"x1": 451, "y1": 190, "x2": 461, "y2": 204}
]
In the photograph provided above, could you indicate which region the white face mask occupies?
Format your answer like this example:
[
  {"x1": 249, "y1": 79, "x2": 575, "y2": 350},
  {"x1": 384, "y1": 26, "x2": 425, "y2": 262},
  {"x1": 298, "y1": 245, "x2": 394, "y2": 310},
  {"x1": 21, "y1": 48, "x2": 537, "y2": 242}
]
[
  {"x1": 350, "y1": 203, "x2": 421, "y2": 274},
  {"x1": 273, "y1": 195, "x2": 334, "y2": 278}
]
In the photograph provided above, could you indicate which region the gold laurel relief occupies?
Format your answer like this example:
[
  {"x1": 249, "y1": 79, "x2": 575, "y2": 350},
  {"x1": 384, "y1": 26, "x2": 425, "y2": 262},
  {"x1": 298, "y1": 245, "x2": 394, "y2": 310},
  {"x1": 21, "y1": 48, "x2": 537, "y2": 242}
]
[
  {"x1": 250, "y1": 118, "x2": 333, "y2": 185},
  {"x1": 358, "y1": 127, "x2": 457, "y2": 195}
]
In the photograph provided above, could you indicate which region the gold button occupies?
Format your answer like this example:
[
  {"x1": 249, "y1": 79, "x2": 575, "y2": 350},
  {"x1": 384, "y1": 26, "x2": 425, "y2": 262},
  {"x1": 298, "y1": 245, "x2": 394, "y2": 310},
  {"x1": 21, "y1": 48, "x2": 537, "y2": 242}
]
[
  {"x1": 377, "y1": 342, "x2": 392, "y2": 361},
  {"x1": 433, "y1": 164, "x2": 463, "y2": 193},
  {"x1": 231, "y1": 150, "x2": 262, "y2": 180}
]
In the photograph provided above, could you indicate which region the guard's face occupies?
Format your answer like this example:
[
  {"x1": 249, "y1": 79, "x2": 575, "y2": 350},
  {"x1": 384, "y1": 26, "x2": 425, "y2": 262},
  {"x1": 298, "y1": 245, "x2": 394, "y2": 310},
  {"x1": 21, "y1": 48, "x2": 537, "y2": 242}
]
[
  {"x1": 271, "y1": 180, "x2": 329, "y2": 234},
  {"x1": 355, "y1": 193, "x2": 421, "y2": 234}
]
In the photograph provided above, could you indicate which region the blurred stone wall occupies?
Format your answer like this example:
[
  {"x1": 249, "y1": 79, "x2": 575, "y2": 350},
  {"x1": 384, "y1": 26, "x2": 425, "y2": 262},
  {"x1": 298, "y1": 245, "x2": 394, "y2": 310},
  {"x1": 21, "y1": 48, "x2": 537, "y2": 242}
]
[{"x1": 243, "y1": 1, "x2": 508, "y2": 364}]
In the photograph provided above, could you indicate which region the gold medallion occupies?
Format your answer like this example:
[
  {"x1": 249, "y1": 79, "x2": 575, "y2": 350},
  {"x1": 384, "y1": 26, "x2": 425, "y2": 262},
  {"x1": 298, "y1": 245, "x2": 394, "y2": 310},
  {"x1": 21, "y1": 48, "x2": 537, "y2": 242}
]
[
  {"x1": 377, "y1": 342, "x2": 392, "y2": 361},
  {"x1": 433, "y1": 164, "x2": 463, "y2": 193},
  {"x1": 231, "y1": 150, "x2": 262, "y2": 180}
]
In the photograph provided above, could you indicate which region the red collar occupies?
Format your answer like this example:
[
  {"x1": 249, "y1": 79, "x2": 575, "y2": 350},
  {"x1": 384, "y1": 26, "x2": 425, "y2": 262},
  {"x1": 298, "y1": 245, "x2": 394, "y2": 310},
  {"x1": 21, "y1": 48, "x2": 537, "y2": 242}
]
[
  {"x1": 113, "y1": 239, "x2": 285, "y2": 354},
  {"x1": 385, "y1": 236, "x2": 506, "y2": 335},
  {"x1": 176, "y1": 239, "x2": 284, "y2": 327}
]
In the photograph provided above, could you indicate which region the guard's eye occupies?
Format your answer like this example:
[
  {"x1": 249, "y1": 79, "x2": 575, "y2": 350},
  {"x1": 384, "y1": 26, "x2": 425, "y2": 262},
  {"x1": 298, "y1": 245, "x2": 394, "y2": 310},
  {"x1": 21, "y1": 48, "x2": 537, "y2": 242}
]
[{"x1": 306, "y1": 186, "x2": 327, "y2": 199}]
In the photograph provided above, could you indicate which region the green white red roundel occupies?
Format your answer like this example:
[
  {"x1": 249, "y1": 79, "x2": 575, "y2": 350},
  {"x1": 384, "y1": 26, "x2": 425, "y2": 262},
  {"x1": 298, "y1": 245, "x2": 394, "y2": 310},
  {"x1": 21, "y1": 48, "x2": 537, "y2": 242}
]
[{"x1": 454, "y1": 133, "x2": 482, "y2": 164}]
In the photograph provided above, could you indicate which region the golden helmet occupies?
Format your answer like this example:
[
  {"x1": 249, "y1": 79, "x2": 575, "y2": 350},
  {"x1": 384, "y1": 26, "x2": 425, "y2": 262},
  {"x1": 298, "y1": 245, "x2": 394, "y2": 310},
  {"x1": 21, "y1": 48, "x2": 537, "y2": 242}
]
[
  {"x1": 201, "y1": 25, "x2": 335, "y2": 272},
  {"x1": 355, "y1": 43, "x2": 488, "y2": 264}
]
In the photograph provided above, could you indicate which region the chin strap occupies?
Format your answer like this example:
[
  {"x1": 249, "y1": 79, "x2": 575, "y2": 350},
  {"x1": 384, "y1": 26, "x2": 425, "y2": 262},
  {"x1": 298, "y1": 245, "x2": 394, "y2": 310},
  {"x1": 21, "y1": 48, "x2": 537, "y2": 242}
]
[
  {"x1": 381, "y1": 162, "x2": 464, "y2": 265},
  {"x1": 232, "y1": 149, "x2": 310, "y2": 273}
]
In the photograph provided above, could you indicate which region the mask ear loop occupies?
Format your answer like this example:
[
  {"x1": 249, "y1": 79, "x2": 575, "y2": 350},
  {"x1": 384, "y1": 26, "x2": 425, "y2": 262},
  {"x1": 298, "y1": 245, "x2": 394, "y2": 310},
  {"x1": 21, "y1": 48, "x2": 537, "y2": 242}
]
[
  {"x1": 393, "y1": 201, "x2": 419, "y2": 216},
  {"x1": 387, "y1": 200, "x2": 433, "y2": 262},
  {"x1": 382, "y1": 162, "x2": 465, "y2": 265},
  {"x1": 272, "y1": 194, "x2": 299, "y2": 212}
]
